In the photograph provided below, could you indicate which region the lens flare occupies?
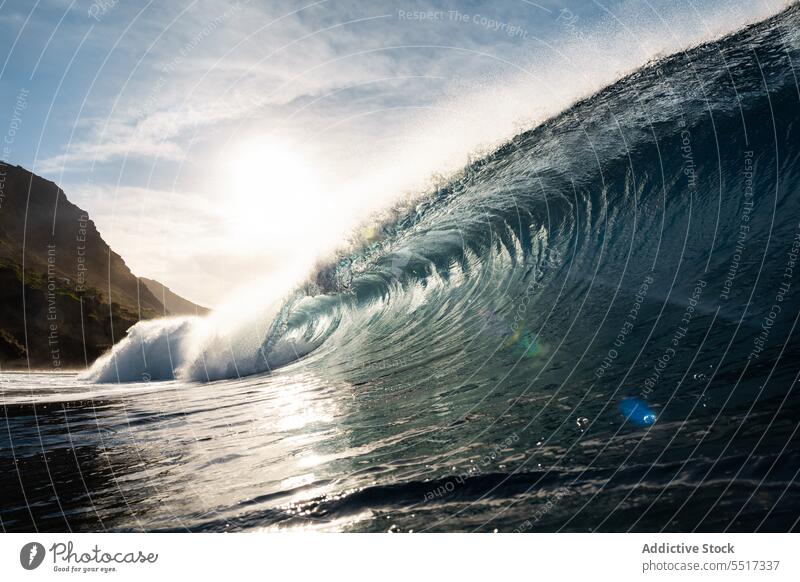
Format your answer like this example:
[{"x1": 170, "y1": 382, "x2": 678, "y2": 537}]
[{"x1": 620, "y1": 398, "x2": 657, "y2": 426}]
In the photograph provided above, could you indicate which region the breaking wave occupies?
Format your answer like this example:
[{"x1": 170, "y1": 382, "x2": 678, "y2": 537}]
[{"x1": 85, "y1": 3, "x2": 800, "y2": 386}]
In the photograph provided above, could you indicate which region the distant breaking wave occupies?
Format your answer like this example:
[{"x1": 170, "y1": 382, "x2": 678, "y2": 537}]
[{"x1": 84, "y1": 3, "x2": 800, "y2": 385}]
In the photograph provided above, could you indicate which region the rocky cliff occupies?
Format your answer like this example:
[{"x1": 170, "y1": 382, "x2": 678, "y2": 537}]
[{"x1": 0, "y1": 162, "x2": 206, "y2": 369}]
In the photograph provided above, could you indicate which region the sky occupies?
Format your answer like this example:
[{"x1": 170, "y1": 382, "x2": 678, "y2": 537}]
[{"x1": 0, "y1": 0, "x2": 789, "y2": 307}]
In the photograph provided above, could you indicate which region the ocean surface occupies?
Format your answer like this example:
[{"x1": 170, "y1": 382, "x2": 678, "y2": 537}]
[{"x1": 2, "y1": 5, "x2": 800, "y2": 532}]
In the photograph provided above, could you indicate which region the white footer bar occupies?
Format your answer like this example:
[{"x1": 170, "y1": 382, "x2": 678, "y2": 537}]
[{"x1": 1, "y1": 533, "x2": 797, "y2": 581}]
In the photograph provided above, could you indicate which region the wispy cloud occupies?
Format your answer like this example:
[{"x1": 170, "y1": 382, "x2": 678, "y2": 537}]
[{"x1": 35, "y1": 0, "x2": 557, "y2": 173}]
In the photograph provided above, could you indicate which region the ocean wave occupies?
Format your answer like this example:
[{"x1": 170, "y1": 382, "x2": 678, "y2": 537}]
[{"x1": 85, "y1": 3, "x2": 800, "y2": 385}]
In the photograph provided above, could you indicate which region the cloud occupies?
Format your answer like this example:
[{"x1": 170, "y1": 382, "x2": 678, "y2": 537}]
[{"x1": 35, "y1": 0, "x2": 555, "y2": 173}]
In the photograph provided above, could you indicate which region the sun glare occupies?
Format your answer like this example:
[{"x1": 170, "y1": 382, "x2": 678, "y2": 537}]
[{"x1": 224, "y1": 137, "x2": 322, "y2": 241}]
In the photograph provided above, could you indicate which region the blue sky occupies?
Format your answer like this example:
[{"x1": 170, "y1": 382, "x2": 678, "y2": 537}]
[{"x1": 0, "y1": 0, "x2": 787, "y2": 306}]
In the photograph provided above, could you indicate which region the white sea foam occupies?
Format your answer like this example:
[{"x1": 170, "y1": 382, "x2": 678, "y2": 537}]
[{"x1": 82, "y1": 317, "x2": 196, "y2": 383}]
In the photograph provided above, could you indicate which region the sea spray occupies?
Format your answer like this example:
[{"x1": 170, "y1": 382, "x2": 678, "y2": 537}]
[{"x1": 81, "y1": 317, "x2": 196, "y2": 383}]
